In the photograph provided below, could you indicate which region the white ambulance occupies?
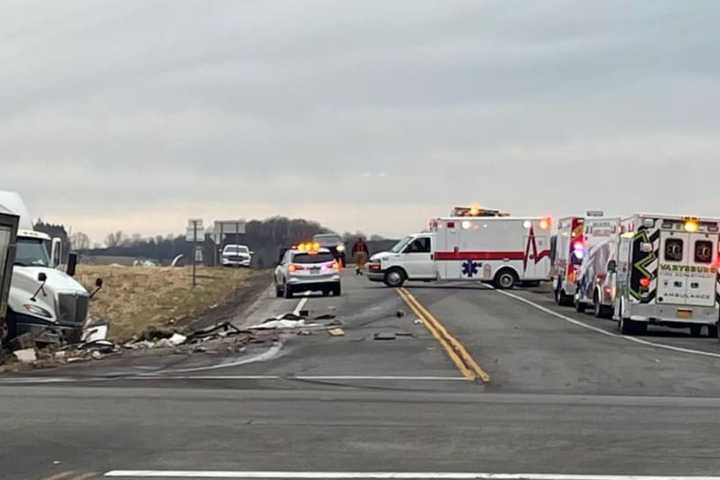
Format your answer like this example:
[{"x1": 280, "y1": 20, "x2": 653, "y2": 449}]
[
  {"x1": 566, "y1": 216, "x2": 622, "y2": 314},
  {"x1": 367, "y1": 216, "x2": 553, "y2": 288},
  {"x1": 609, "y1": 214, "x2": 720, "y2": 336}
]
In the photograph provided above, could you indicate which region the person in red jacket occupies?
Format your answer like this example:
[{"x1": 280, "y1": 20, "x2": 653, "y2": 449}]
[{"x1": 351, "y1": 237, "x2": 370, "y2": 275}]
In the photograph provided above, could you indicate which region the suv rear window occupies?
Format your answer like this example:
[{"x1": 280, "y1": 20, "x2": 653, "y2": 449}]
[
  {"x1": 664, "y1": 238, "x2": 683, "y2": 262},
  {"x1": 694, "y1": 240, "x2": 713, "y2": 264},
  {"x1": 292, "y1": 252, "x2": 335, "y2": 264}
]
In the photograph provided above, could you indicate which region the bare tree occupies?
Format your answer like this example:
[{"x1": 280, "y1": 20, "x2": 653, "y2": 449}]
[
  {"x1": 70, "y1": 232, "x2": 91, "y2": 250},
  {"x1": 105, "y1": 231, "x2": 124, "y2": 248}
]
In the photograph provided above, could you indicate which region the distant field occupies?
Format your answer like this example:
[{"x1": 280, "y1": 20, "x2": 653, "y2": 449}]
[{"x1": 75, "y1": 265, "x2": 253, "y2": 341}]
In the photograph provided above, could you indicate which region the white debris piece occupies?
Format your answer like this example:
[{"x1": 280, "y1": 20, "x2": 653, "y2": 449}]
[
  {"x1": 169, "y1": 333, "x2": 187, "y2": 346},
  {"x1": 13, "y1": 348, "x2": 37, "y2": 363},
  {"x1": 328, "y1": 328, "x2": 345, "y2": 337},
  {"x1": 247, "y1": 319, "x2": 314, "y2": 330},
  {"x1": 82, "y1": 322, "x2": 109, "y2": 343}
]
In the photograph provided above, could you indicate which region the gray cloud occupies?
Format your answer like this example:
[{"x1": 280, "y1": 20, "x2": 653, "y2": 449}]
[{"x1": 3, "y1": 0, "x2": 720, "y2": 241}]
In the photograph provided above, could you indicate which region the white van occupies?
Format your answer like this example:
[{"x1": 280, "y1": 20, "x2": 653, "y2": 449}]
[{"x1": 367, "y1": 216, "x2": 553, "y2": 288}]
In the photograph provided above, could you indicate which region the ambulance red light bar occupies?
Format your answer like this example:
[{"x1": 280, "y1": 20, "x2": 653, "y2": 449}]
[{"x1": 639, "y1": 277, "x2": 651, "y2": 289}]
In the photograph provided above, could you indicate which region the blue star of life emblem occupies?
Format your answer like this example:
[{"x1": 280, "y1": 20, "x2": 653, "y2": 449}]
[{"x1": 461, "y1": 260, "x2": 479, "y2": 277}]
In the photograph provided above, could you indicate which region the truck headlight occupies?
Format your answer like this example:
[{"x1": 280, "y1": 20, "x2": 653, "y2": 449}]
[
  {"x1": 23, "y1": 303, "x2": 53, "y2": 318},
  {"x1": 336, "y1": 244, "x2": 345, "y2": 252}
]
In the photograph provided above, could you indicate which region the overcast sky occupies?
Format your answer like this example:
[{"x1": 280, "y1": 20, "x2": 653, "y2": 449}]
[{"x1": 3, "y1": 0, "x2": 720, "y2": 243}]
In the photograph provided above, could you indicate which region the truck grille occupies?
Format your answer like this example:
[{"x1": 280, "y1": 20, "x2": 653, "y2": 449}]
[{"x1": 56, "y1": 293, "x2": 89, "y2": 325}]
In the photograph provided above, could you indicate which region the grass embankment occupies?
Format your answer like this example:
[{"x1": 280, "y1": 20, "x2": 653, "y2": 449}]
[{"x1": 76, "y1": 265, "x2": 252, "y2": 341}]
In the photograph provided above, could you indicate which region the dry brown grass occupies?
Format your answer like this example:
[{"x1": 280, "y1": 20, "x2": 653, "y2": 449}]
[{"x1": 75, "y1": 265, "x2": 252, "y2": 341}]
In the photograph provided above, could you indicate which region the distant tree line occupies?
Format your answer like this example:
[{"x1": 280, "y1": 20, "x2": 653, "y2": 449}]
[{"x1": 41, "y1": 216, "x2": 392, "y2": 268}]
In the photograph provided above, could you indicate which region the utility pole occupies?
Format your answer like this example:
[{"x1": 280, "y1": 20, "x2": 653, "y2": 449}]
[{"x1": 192, "y1": 221, "x2": 198, "y2": 287}]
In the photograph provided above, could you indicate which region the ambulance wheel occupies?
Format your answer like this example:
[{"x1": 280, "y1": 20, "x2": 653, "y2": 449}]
[
  {"x1": 494, "y1": 269, "x2": 517, "y2": 289},
  {"x1": 555, "y1": 287, "x2": 573, "y2": 307},
  {"x1": 283, "y1": 283, "x2": 293, "y2": 299},
  {"x1": 690, "y1": 325, "x2": 702, "y2": 337},
  {"x1": 619, "y1": 316, "x2": 644, "y2": 335},
  {"x1": 332, "y1": 284, "x2": 342, "y2": 296},
  {"x1": 574, "y1": 296, "x2": 587, "y2": 313},
  {"x1": 593, "y1": 292, "x2": 612, "y2": 319},
  {"x1": 275, "y1": 284, "x2": 283, "y2": 298},
  {"x1": 708, "y1": 325, "x2": 718, "y2": 339},
  {"x1": 384, "y1": 268, "x2": 406, "y2": 288}
]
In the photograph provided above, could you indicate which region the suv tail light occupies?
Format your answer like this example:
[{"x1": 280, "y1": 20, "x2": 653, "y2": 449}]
[{"x1": 289, "y1": 264, "x2": 305, "y2": 272}]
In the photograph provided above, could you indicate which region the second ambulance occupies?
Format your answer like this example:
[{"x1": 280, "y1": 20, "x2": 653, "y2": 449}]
[{"x1": 368, "y1": 209, "x2": 553, "y2": 289}]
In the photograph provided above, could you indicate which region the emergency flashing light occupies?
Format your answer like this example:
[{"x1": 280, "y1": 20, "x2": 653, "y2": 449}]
[
  {"x1": 539, "y1": 218, "x2": 551, "y2": 230},
  {"x1": 639, "y1": 277, "x2": 651, "y2": 288},
  {"x1": 462, "y1": 220, "x2": 471, "y2": 230},
  {"x1": 684, "y1": 221, "x2": 699, "y2": 233},
  {"x1": 523, "y1": 220, "x2": 532, "y2": 229}
]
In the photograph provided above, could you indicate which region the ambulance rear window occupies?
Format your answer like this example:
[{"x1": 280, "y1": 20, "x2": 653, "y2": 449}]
[
  {"x1": 664, "y1": 238, "x2": 683, "y2": 262},
  {"x1": 694, "y1": 240, "x2": 713, "y2": 264}
]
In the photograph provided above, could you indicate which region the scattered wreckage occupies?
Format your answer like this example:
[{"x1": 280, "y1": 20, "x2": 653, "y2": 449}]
[{"x1": 0, "y1": 307, "x2": 345, "y2": 370}]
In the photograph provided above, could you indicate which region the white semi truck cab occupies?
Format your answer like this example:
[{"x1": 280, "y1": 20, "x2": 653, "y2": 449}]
[{"x1": 0, "y1": 191, "x2": 97, "y2": 344}]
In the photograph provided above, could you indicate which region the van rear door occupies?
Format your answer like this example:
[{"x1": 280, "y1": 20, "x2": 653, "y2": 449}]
[{"x1": 686, "y1": 232, "x2": 717, "y2": 307}]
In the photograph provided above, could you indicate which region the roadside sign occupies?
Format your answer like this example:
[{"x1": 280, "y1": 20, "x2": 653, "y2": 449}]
[
  {"x1": 185, "y1": 226, "x2": 206, "y2": 242},
  {"x1": 194, "y1": 246, "x2": 203, "y2": 262},
  {"x1": 212, "y1": 220, "x2": 246, "y2": 243},
  {"x1": 186, "y1": 219, "x2": 205, "y2": 242}
]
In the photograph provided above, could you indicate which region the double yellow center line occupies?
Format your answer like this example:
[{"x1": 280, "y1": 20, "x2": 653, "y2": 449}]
[{"x1": 397, "y1": 288, "x2": 490, "y2": 383}]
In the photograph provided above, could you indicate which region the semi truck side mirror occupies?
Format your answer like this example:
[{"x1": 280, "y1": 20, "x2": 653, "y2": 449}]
[
  {"x1": 50, "y1": 237, "x2": 63, "y2": 268},
  {"x1": 31, "y1": 272, "x2": 47, "y2": 301},
  {"x1": 90, "y1": 278, "x2": 103, "y2": 299},
  {"x1": 66, "y1": 253, "x2": 78, "y2": 277}
]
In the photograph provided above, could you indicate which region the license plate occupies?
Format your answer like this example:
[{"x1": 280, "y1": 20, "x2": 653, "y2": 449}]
[{"x1": 677, "y1": 309, "x2": 692, "y2": 319}]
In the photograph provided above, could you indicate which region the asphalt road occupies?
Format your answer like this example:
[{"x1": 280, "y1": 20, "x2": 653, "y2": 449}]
[{"x1": 4, "y1": 272, "x2": 720, "y2": 479}]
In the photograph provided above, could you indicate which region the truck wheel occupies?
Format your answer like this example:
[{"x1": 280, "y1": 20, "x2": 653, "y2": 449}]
[
  {"x1": 690, "y1": 325, "x2": 702, "y2": 337},
  {"x1": 283, "y1": 283, "x2": 293, "y2": 299},
  {"x1": 708, "y1": 325, "x2": 719, "y2": 338},
  {"x1": 384, "y1": 268, "x2": 406, "y2": 288},
  {"x1": 494, "y1": 269, "x2": 517, "y2": 289}
]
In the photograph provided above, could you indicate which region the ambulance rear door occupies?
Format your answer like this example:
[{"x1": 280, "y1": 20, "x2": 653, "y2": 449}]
[{"x1": 686, "y1": 232, "x2": 717, "y2": 307}]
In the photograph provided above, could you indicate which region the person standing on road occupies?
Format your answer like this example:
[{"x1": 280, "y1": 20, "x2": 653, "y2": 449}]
[{"x1": 352, "y1": 237, "x2": 370, "y2": 275}]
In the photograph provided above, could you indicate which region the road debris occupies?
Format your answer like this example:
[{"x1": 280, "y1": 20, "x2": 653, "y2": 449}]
[
  {"x1": 413, "y1": 319, "x2": 422, "y2": 325},
  {"x1": 396, "y1": 310, "x2": 405, "y2": 318},
  {"x1": 248, "y1": 319, "x2": 313, "y2": 329},
  {"x1": 374, "y1": 332, "x2": 396, "y2": 341},
  {"x1": 81, "y1": 321, "x2": 109, "y2": 343},
  {"x1": 328, "y1": 328, "x2": 345, "y2": 336},
  {"x1": 13, "y1": 348, "x2": 37, "y2": 363}
]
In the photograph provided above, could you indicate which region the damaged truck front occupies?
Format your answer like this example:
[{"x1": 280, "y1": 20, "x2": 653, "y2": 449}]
[{"x1": 0, "y1": 191, "x2": 100, "y2": 345}]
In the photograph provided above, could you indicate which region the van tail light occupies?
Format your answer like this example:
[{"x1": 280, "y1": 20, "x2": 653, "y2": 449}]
[
  {"x1": 639, "y1": 277, "x2": 651, "y2": 289},
  {"x1": 289, "y1": 264, "x2": 304, "y2": 272}
]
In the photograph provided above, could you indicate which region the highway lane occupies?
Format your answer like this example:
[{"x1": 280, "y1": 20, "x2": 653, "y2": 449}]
[
  {"x1": 6, "y1": 274, "x2": 720, "y2": 478},
  {"x1": 404, "y1": 282, "x2": 720, "y2": 396}
]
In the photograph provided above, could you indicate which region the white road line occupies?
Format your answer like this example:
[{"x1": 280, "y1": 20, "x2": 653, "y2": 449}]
[
  {"x1": 104, "y1": 471, "x2": 720, "y2": 479},
  {"x1": 495, "y1": 289, "x2": 720, "y2": 360},
  {"x1": 293, "y1": 375, "x2": 468, "y2": 381},
  {"x1": 293, "y1": 294, "x2": 310, "y2": 316}
]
